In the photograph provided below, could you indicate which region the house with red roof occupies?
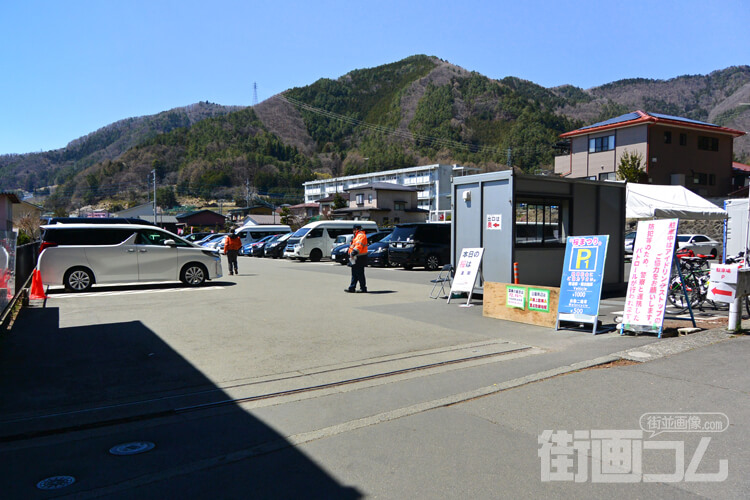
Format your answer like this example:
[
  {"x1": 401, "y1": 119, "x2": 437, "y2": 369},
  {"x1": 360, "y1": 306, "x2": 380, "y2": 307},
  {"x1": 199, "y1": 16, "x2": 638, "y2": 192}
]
[{"x1": 554, "y1": 110, "x2": 746, "y2": 197}]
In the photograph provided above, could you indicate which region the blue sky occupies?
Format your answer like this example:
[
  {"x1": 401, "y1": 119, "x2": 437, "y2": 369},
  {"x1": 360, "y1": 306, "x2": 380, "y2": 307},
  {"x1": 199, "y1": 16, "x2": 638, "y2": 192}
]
[{"x1": 1, "y1": 0, "x2": 748, "y2": 155}]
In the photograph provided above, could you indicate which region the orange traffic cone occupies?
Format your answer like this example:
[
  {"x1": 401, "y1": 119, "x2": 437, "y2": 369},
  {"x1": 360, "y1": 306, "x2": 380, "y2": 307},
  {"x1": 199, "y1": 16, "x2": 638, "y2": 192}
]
[{"x1": 30, "y1": 269, "x2": 47, "y2": 300}]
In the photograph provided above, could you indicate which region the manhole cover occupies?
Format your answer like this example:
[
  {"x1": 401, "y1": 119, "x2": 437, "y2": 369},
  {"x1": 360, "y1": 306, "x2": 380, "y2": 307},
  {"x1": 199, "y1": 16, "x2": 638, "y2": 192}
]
[
  {"x1": 37, "y1": 475, "x2": 75, "y2": 490},
  {"x1": 627, "y1": 351, "x2": 652, "y2": 359},
  {"x1": 109, "y1": 441, "x2": 156, "y2": 456}
]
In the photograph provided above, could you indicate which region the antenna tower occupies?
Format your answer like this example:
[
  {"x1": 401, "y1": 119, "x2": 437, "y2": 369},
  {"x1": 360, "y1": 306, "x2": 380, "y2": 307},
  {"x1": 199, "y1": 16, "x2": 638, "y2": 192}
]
[{"x1": 253, "y1": 82, "x2": 258, "y2": 106}]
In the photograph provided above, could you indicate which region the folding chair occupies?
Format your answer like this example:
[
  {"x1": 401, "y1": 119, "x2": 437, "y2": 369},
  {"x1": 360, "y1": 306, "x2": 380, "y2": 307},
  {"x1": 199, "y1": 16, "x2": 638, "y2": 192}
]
[{"x1": 429, "y1": 264, "x2": 454, "y2": 299}]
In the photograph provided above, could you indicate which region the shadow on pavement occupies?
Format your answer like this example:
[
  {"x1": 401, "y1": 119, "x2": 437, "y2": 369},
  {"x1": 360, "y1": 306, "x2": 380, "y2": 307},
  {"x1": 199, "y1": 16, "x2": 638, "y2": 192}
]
[
  {"x1": 45, "y1": 281, "x2": 237, "y2": 295},
  {"x1": 0, "y1": 307, "x2": 361, "y2": 498}
]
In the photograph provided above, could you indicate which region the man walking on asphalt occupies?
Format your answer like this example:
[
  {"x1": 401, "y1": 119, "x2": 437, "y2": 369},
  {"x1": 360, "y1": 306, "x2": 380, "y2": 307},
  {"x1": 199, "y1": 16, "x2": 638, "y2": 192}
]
[
  {"x1": 223, "y1": 230, "x2": 242, "y2": 275},
  {"x1": 345, "y1": 225, "x2": 368, "y2": 293}
]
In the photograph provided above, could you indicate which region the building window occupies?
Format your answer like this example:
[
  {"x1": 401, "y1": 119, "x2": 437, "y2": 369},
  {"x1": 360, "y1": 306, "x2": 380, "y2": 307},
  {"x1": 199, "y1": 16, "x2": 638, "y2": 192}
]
[
  {"x1": 356, "y1": 194, "x2": 364, "y2": 205},
  {"x1": 368, "y1": 194, "x2": 373, "y2": 203},
  {"x1": 697, "y1": 136, "x2": 719, "y2": 151},
  {"x1": 709, "y1": 174, "x2": 716, "y2": 186},
  {"x1": 588, "y1": 135, "x2": 615, "y2": 153},
  {"x1": 693, "y1": 172, "x2": 708, "y2": 185},
  {"x1": 394, "y1": 217, "x2": 401, "y2": 224},
  {"x1": 664, "y1": 131, "x2": 672, "y2": 144},
  {"x1": 394, "y1": 202, "x2": 405, "y2": 211},
  {"x1": 680, "y1": 133, "x2": 687, "y2": 146},
  {"x1": 515, "y1": 198, "x2": 568, "y2": 247},
  {"x1": 599, "y1": 172, "x2": 617, "y2": 181},
  {"x1": 383, "y1": 217, "x2": 389, "y2": 226}
]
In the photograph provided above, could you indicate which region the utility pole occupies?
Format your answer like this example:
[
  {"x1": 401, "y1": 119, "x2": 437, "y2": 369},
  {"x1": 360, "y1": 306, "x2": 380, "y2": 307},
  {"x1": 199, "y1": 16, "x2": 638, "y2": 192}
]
[
  {"x1": 151, "y1": 169, "x2": 157, "y2": 223},
  {"x1": 245, "y1": 179, "x2": 251, "y2": 208},
  {"x1": 507, "y1": 148, "x2": 512, "y2": 168}
]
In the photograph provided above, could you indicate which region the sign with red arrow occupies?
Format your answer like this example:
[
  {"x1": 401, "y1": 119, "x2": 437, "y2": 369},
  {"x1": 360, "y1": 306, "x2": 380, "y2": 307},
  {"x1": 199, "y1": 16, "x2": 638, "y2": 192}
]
[
  {"x1": 707, "y1": 281, "x2": 736, "y2": 303},
  {"x1": 485, "y1": 214, "x2": 502, "y2": 230}
]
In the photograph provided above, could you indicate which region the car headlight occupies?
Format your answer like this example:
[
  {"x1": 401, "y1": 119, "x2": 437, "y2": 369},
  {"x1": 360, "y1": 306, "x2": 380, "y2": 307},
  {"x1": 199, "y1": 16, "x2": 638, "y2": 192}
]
[{"x1": 374, "y1": 247, "x2": 386, "y2": 253}]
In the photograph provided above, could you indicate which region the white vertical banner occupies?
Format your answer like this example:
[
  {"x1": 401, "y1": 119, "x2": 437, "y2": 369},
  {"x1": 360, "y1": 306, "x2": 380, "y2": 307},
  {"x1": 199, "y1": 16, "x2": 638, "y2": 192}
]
[{"x1": 622, "y1": 219, "x2": 679, "y2": 334}]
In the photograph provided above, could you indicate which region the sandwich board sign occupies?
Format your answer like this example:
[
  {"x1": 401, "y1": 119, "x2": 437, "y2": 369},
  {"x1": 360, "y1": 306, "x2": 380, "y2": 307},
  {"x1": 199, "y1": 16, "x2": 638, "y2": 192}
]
[
  {"x1": 448, "y1": 248, "x2": 484, "y2": 306},
  {"x1": 556, "y1": 235, "x2": 609, "y2": 334},
  {"x1": 621, "y1": 219, "x2": 678, "y2": 337}
]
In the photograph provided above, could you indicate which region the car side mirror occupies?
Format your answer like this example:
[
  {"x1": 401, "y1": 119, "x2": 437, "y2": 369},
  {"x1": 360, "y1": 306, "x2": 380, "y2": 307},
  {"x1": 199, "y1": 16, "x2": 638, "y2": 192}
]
[{"x1": 164, "y1": 239, "x2": 177, "y2": 247}]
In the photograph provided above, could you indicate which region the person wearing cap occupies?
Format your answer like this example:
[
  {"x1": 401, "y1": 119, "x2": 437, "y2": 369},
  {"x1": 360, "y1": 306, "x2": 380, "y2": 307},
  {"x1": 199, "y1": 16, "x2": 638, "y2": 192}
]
[
  {"x1": 345, "y1": 225, "x2": 369, "y2": 293},
  {"x1": 223, "y1": 230, "x2": 242, "y2": 275}
]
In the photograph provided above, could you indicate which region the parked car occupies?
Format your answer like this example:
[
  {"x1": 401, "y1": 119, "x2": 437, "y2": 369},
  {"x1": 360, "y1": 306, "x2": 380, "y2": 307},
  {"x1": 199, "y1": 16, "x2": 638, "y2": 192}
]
[
  {"x1": 202, "y1": 233, "x2": 228, "y2": 250},
  {"x1": 367, "y1": 233, "x2": 394, "y2": 267},
  {"x1": 263, "y1": 232, "x2": 292, "y2": 259},
  {"x1": 388, "y1": 222, "x2": 451, "y2": 271},
  {"x1": 676, "y1": 234, "x2": 720, "y2": 257},
  {"x1": 251, "y1": 235, "x2": 278, "y2": 257},
  {"x1": 38, "y1": 223, "x2": 222, "y2": 291},
  {"x1": 331, "y1": 230, "x2": 392, "y2": 264},
  {"x1": 184, "y1": 232, "x2": 212, "y2": 243},
  {"x1": 198, "y1": 233, "x2": 225, "y2": 247},
  {"x1": 624, "y1": 231, "x2": 636, "y2": 254}
]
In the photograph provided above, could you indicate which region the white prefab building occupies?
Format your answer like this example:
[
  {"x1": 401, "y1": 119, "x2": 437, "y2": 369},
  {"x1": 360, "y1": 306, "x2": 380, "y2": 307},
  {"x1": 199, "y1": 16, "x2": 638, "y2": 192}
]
[{"x1": 303, "y1": 164, "x2": 478, "y2": 222}]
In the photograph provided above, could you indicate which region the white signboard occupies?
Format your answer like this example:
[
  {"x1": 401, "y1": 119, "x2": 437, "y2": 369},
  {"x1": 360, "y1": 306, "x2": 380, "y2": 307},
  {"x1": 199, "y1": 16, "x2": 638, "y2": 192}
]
[
  {"x1": 622, "y1": 219, "x2": 679, "y2": 334},
  {"x1": 451, "y1": 248, "x2": 484, "y2": 293},
  {"x1": 709, "y1": 263, "x2": 741, "y2": 284},
  {"x1": 486, "y1": 214, "x2": 502, "y2": 230},
  {"x1": 707, "y1": 281, "x2": 737, "y2": 303}
]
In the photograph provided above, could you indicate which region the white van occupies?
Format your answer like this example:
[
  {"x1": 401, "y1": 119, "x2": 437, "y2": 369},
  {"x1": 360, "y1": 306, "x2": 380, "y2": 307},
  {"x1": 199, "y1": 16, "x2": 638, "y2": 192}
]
[
  {"x1": 38, "y1": 224, "x2": 222, "y2": 291},
  {"x1": 284, "y1": 220, "x2": 378, "y2": 262},
  {"x1": 234, "y1": 224, "x2": 291, "y2": 247}
]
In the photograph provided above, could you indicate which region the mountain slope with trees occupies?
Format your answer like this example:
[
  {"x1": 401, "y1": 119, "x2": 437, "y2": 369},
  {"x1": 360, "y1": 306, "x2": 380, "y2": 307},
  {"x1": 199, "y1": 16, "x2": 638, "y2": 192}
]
[{"x1": 4, "y1": 55, "x2": 749, "y2": 212}]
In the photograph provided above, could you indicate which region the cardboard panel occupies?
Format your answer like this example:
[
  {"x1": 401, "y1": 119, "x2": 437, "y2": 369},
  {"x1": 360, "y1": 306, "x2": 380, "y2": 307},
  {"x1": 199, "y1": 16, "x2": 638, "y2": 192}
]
[{"x1": 483, "y1": 282, "x2": 560, "y2": 328}]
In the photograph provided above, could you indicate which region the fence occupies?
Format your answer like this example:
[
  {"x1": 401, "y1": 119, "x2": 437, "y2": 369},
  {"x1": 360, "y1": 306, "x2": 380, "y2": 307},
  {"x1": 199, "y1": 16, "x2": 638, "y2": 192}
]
[{"x1": 1, "y1": 238, "x2": 40, "y2": 325}]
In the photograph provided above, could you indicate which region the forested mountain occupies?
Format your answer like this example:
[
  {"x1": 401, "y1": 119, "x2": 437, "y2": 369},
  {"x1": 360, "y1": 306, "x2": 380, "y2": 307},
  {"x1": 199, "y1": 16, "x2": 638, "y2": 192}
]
[
  {"x1": 0, "y1": 102, "x2": 244, "y2": 192},
  {"x1": 3, "y1": 55, "x2": 749, "y2": 212}
]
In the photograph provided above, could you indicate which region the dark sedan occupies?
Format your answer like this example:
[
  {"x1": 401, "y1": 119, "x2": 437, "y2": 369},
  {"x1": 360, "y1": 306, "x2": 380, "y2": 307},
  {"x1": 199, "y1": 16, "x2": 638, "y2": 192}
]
[
  {"x1": 332, "y1": 230, "x2": 393, "y2": 265},
  {"x1": 263, "y1": 232, "x2": 292, "y2": 258},
  {"x1": 366, "y1": 233, "x2": 393, "y2": 266}
]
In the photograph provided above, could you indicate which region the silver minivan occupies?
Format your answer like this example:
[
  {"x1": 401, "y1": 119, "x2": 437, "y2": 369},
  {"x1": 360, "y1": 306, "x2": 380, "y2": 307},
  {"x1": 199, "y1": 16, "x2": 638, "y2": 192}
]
[{"x1": 38, "y1": 224, "x2": 223, "y2": 291}]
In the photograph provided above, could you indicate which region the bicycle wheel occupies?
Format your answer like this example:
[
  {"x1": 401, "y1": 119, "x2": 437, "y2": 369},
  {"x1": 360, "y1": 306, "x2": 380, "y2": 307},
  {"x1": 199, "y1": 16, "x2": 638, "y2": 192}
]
[{"x1": 667, "y1": 275, "x2": 701, "y2": 313}]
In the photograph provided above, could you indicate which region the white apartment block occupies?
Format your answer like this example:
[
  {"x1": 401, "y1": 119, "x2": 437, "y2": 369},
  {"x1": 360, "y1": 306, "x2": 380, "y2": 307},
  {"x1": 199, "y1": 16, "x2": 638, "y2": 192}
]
[{"x1": 303, "y1": 163, "x2": 478, "y2": 221}]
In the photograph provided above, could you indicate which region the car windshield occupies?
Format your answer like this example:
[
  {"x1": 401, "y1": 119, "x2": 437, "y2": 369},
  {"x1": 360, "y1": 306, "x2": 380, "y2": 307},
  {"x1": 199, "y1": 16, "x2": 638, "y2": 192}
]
[
  {"x1": 292, "y1": 227, "x2": 310, "y2": 237},
  {"x1": 391, "y1": 227, "x2": 416, "y2": 242}
]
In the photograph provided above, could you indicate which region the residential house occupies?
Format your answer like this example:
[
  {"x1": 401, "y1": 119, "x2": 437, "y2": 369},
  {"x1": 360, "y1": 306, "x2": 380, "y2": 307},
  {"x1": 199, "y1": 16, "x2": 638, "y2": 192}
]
[
  {"x1": 0, "y1": 193, "x2": 20, "y2": 231},
  {"x1": 317, "y1": 192, "x2": 349, "y2": 218},
  {"x1": 227, "y1": 205, "x2": 274, "y2": 224},
  {"x1": 175, "y1": 210, "x2": 226, "y2": 232},
  {"x1": 288, "y1": 203, "x2": 320, "y2": 222},
  {"x1": 334, "y1": 182, "x2": 428, "y2": 226},
  {"x1": 554, "y1": 110, "x2": 746, "y2": 197},
  {"x1": 12, "y1": 200, "x2": 42, "y2": 229}
]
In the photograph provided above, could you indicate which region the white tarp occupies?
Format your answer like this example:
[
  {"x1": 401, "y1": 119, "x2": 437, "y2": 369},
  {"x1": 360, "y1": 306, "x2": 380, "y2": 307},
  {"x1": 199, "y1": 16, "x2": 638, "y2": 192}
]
[{"x1": 626, "y1": 183, "x2": 728, "y2": 220}]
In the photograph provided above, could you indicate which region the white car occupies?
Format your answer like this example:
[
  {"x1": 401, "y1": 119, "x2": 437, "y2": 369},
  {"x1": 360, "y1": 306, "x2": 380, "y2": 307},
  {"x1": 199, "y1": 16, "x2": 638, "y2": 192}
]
[
  {"x1": 38, "y1": 224, "x2": 222, "y2": 291},
  {"x1": 676, "y1": 234, "x2": 720, "y2": 257}
]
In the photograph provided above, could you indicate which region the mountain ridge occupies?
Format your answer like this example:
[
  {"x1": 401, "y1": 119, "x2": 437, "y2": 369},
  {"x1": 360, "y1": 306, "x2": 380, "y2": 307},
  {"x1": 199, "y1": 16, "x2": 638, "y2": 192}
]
[{"x1": 2, "y1": 55, "x2": 748, "y2": 211}]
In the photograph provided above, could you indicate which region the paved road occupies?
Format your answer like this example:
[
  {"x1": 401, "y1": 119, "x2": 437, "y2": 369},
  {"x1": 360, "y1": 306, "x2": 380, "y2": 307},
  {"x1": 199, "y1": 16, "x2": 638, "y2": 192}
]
[{"x1": 0, "y1": 257, "x2": 745, "y2": 498}]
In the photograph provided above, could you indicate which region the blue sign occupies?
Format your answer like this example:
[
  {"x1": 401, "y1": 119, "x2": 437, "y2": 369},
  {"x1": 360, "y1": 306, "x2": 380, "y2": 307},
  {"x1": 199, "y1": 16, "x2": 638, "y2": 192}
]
[{"x1": 558, "y1": 235, "x2": 609, "y2": 319}]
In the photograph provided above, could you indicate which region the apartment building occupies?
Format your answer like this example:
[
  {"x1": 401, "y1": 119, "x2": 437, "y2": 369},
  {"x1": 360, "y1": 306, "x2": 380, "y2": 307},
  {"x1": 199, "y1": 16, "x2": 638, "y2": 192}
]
[
  {"x1": 554, "y1": 110, "x2": 746, "y2": 197},
  {"x1": 303, "y1": 164, "x2": 478, "y2": 221}
]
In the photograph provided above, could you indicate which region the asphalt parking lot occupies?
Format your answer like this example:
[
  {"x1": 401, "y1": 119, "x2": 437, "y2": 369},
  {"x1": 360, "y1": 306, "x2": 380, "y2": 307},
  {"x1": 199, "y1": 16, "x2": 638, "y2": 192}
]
[{"x1": 0, "y1": 256, "x2": 741, "y2": 498}]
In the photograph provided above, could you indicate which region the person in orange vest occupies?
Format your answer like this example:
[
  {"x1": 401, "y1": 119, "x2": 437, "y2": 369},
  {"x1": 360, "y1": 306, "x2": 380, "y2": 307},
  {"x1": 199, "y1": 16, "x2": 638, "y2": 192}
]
[
  {"x1": 345, "y1": 225, "x2": 369, "y2": 293},
  {"x1": 223, "y1": 230, "x2": 242, "y2": 276}
]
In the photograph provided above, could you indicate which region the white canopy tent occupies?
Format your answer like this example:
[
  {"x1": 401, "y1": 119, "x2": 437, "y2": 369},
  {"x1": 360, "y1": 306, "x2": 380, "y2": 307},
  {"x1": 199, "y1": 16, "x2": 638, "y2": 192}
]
[{"x1": 626, "y1": 183, "x2": 728, "y2": 220}]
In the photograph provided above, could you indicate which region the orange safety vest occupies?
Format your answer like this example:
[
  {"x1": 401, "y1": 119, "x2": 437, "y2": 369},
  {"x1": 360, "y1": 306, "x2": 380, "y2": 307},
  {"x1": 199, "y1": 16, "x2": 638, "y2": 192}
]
[
  {"x1": 224, "y1": 235, "x2": 242, "y2": 252},
  {"x1": 349, "y1": 230, "x2": 368, "y2": 255}
]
